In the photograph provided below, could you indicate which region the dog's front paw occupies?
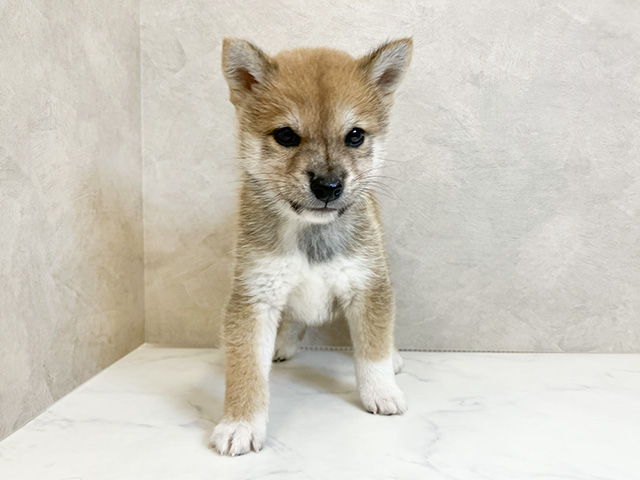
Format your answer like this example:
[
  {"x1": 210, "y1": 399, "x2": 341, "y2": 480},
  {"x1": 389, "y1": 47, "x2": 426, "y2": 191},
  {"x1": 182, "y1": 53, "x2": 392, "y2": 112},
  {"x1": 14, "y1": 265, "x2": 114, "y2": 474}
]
[
  {"x1": 209, "y1": 418, "x2": 266, "y2": 456},
  {"x1": 360, "y1": 383, "x2": 407, "y2": 415},
  {"x1": 357, "y1": 357, "x2": 407, "y2": 415}
]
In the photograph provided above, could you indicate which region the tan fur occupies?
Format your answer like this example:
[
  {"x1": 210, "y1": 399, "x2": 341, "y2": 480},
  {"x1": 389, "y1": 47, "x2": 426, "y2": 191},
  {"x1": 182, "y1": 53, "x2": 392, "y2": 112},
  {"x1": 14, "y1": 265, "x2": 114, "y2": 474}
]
[
  {"x1": 211, "y1": 38, "x2": 412, "y2": 456},
  {"x1": 221, "y1": 292, "x2": 268, "y2": 420}
]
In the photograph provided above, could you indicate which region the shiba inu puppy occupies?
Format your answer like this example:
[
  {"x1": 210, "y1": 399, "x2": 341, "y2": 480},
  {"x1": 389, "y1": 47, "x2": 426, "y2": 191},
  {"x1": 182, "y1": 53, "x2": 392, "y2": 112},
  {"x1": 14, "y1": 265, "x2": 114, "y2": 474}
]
[{"x1": 210, "y1": 37, "x2": 412, "y2": 456}]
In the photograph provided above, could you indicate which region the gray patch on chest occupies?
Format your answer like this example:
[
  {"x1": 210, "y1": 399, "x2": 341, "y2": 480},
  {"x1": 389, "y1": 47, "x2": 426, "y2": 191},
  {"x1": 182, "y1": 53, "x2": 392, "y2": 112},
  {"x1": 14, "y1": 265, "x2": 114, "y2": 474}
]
[{"x1": 298, "y1": 223, "x2": 350, "y2": 263}]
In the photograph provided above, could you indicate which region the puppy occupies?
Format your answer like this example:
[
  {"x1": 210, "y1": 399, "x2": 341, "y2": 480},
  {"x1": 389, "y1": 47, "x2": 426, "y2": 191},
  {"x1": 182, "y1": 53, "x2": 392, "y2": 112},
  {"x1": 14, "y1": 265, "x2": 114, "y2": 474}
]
[{"x1": 211, "y1": 38, "x2": 412, "y2": 456}]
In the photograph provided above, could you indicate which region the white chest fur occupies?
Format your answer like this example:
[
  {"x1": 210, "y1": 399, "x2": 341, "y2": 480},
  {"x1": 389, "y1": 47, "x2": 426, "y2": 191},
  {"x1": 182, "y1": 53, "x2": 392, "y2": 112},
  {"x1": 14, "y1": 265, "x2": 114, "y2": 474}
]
[{"x1": 242, "y1": 253, "x2": 370, "y2": 326}]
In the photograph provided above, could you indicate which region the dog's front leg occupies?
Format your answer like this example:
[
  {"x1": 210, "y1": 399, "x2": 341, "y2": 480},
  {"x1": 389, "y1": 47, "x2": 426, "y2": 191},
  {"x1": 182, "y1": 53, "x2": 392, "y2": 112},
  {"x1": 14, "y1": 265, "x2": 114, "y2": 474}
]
[
  {"x1": 346, "y1": 278, "x2": 407, "y2": 415},
  {"x1": 210, "y1": 293, "x2": 280, "y2": 456}
]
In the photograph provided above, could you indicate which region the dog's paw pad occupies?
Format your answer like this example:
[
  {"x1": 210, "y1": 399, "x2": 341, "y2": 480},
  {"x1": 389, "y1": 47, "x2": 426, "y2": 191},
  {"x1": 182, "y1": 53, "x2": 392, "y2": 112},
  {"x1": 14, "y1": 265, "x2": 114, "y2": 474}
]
[{"x1": 209, "y1": 420, "x2": 265, "y2": 456}]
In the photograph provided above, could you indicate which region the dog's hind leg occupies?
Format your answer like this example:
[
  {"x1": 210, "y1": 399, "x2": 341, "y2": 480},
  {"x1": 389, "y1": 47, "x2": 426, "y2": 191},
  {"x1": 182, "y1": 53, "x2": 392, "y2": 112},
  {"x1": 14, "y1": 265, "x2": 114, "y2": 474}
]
[{"x1": 273, "y1": 310, "x2": 306, "y2": 362}]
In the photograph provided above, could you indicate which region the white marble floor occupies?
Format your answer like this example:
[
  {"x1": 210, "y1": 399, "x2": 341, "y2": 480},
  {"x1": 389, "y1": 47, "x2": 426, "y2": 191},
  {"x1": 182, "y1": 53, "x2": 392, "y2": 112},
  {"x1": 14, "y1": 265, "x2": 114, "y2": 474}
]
[{"x1": 0, "y1": 345, "x2": 639, "y2": 480}]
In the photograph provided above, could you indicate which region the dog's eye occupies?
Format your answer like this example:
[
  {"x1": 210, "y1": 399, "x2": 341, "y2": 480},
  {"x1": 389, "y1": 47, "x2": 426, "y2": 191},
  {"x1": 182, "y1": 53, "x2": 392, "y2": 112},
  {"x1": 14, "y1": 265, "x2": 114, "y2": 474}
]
[
  {"x1": 272, "y1": 127, "x2": 301, "y2": 147},
  {"x1": 345, "y1": 128, "x2": 365, "y2": 148}
]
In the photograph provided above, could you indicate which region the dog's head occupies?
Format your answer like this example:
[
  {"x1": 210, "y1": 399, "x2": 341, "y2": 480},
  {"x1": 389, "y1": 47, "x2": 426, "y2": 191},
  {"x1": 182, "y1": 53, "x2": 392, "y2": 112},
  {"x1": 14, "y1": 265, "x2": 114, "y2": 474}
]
[{"x1": 222, "y1": 38, "x2": 412, "y2": 224}]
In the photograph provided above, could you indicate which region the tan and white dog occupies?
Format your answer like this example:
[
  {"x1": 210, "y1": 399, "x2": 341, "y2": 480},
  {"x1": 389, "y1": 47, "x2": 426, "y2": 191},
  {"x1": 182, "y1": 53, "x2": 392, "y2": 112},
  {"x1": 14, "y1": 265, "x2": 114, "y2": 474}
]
[{"x1": 210, "y1": 38, "x2": 412, "y2": 456}]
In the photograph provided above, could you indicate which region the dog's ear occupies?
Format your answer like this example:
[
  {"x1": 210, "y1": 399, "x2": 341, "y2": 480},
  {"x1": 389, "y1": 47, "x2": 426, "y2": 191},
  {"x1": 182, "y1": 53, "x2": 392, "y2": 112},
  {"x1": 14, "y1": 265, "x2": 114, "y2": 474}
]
[
  {"x1": 222, "y1": 38, "x2": 275, "y2": 103},
  {"x1": 359, "y1": 38, "x2": 413, "y2": 94}
]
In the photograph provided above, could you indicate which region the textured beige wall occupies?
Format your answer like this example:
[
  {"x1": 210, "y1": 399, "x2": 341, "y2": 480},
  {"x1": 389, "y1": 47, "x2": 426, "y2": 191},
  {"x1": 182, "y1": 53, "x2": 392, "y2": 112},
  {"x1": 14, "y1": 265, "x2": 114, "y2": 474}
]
[
  {"x1": 0, "y1": 1, "x2": 143, "y2": 439},
  {"x1": 143, "y1": 0, "x2": 640, "y2": 352}
]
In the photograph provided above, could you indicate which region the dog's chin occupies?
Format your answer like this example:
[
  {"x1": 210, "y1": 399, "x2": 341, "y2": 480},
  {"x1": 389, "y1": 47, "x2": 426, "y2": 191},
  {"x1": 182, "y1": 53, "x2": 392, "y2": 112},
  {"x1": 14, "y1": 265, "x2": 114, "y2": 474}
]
[{"x1": 298, "y1": 208, "x2": 339, "y2": 224}]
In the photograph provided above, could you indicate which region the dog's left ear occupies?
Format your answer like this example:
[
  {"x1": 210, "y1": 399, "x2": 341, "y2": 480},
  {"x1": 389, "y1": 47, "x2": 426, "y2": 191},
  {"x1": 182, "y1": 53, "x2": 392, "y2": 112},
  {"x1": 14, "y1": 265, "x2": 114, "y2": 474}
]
[{"x1": 359, "y1": 38, "x2": 413, "y2": 94}]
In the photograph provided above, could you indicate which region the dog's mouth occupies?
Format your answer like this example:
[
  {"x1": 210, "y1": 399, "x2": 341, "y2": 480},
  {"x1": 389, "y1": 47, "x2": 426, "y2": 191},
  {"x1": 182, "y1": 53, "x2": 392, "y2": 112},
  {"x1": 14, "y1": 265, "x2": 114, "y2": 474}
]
[
  {"x1": 290, "y1": 201, "x2": 335, "y2": 213},
  {"x1": 290, "y1": 201, "x2": 348, "y2": 216}
]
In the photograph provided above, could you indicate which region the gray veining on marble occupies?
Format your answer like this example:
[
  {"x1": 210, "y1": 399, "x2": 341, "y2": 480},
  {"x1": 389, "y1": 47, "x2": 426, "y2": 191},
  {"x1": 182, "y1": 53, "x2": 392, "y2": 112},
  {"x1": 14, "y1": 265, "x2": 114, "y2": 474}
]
[
  {"x1": 1, "y1": 346, "x2": 639, "y2": 479},
  {"x1": 0, "y1": 0, "x2": 144, "y2": 440},
  {"x1": 141, "y1": 0, "x2": 640, "y2": 351}
]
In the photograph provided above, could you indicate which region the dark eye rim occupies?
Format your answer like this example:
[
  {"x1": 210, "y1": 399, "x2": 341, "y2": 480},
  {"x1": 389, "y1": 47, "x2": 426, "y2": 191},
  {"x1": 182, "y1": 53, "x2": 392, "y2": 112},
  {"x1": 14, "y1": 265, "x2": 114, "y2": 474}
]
[
  {"x1": 345, "y1": 127, "x2": 366, "y2": 148},
  {"x1": 272, "y1": 127, "x2": 301, "y2": 147}
]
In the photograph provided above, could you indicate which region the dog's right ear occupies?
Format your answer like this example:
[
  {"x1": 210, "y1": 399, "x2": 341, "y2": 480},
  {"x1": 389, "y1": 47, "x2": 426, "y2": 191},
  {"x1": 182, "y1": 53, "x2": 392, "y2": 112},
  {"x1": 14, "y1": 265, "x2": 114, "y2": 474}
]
[{"x1": 222, "y1": 38, "x2": 275, "y2": 103}]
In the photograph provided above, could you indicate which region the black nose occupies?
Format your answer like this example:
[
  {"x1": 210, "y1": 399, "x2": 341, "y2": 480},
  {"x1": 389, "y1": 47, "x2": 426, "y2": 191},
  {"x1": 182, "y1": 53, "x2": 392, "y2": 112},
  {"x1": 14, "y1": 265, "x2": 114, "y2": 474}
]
[{"x1": 310, "y1": 174, "x2": 343, "y2": 203}]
